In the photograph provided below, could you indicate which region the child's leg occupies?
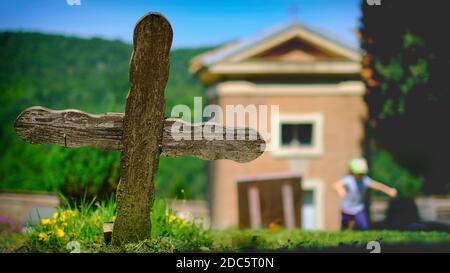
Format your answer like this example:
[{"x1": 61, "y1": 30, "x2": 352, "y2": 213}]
[
  {"x1": 341, "y1": 213, "x2": 355, "y2": 230},
  {"x1": 354, "y1": 211, "x2": 369, "y2": 230},
  {"x1": 348, "y1": 220, "x2": 356, "y2": 230}
]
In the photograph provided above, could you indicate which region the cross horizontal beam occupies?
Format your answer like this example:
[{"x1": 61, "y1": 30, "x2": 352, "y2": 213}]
[{"x1": 15, "y1": 106, "x2": 265, "y2": 163}]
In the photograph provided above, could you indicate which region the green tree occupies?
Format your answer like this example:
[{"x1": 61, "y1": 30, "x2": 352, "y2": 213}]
[{"x1": 360, "y1": 0, "x2": 450, "y2": 194}]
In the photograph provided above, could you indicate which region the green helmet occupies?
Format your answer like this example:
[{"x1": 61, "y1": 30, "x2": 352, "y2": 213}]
[{"x1": 349, "y1": 157, "x2": 368, "y2": 175}]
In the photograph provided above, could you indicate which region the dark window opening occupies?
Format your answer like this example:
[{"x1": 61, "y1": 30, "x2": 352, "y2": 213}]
[{"x1": 281, "y1": 123, "x2": 313, "y2": 147}]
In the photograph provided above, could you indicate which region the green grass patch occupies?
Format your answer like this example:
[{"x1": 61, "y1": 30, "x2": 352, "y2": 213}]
[
  {"x1": 210, "y1": 229, "x2": 450, "y2": 251},
  {"x1": 1, "y1": 198, "x2": 449, "y2": 253}
]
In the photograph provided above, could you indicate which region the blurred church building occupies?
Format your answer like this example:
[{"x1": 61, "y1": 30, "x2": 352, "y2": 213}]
[{"x1": 190, "y1": 20, "x2": 366, "y2": 231}]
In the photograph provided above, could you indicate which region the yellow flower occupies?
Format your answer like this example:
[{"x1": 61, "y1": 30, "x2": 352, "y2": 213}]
[
  {"x1": 62, "y1": 210, "x2": 74, "y2": 220},
  {"x1": 60, "y1": 214, "x2": 66, "y2": 222},
  {"x1": 55, "y1": 228, "x2": 65, "y2": 238},
  {"x1": 168, "y1": 214, "x2": 177, "y2": 224},
  {"x1": 53, "y1": 212, "x2": 59, "y2": 220},
  {"x1": 40, "y1": 218, "x2": 51, "y2": 225},
  {"x1": 38, "y1": 232, "x2": 48, "y2": 241},
  {"x1": 61, "y1": 222, "x2": 68, "y2": 228}
]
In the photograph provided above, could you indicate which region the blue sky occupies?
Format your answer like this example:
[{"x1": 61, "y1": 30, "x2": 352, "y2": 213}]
[{"x1": 0, "y1": 0, "x2": 361, "y2": 48}]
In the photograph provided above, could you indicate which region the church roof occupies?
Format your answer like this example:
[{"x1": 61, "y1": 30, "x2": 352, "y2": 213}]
[{"x1": 191, "y1": 20, "x2": 360, "y2": 73}]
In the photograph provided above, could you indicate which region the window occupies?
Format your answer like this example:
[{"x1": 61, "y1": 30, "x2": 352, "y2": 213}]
[
  {"x1": 281, "y1": 123, "x2": 313, "y2": 147},
  {"x1": 271, "y1": 113, "x2": 323, "y2": 157}
]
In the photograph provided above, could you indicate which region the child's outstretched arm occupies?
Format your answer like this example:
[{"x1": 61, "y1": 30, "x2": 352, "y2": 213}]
[
  {"x1": 334, "y1": 179, "x2": 347, "y2": 198},
  {"x1": 368, "y1": 180, "x2": 397, "y2": 198}
]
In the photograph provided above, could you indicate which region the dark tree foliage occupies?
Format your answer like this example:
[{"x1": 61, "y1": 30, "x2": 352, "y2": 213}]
[{"x1": 360, "y1": 0, "x2": 450, "y2": 194}]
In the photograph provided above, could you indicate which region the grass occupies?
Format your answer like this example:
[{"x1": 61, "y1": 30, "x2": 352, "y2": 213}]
[
  {"x1": 1, "y1": 198, "x2": 449, "y2": 253},
  {"x1": 210, "y1": 229, "x2": 450, "y2": 251}
]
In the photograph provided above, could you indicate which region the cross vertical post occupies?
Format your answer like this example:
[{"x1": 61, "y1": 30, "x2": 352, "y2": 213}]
[{"x1": 111, "y1": 13, "x2": 172, "y2": 245}]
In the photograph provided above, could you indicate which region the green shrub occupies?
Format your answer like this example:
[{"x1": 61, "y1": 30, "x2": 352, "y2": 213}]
[{"x1": 370, "y1": 148, "x2": 424, "y2": 198}]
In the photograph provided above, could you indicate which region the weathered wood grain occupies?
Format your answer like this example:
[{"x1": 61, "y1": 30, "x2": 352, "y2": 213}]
[
  {"x1": 15, "y1": 106, "x2": 123, "y2": 150},
  {"x1": 112, "y1": 12, "x2": 173, "y2": 245},
  {"x1": 163, "y1": 119, "x2": 265, "y2": 163},
  {"x1": 15, "y1": 106, "x2": 265, "y2": 163}
]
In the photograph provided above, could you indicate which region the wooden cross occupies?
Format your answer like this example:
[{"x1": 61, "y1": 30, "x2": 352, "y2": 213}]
[{"x1": 13, "y1": 13, "x2": 265, "y2": 246}]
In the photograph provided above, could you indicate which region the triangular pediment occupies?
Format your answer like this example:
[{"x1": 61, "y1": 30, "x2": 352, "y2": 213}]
[{"x1": 247, "y1": 37, "x2": 348, "y2": 62}]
